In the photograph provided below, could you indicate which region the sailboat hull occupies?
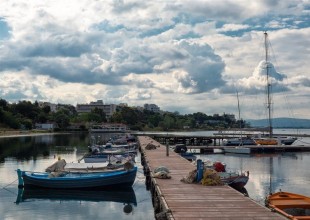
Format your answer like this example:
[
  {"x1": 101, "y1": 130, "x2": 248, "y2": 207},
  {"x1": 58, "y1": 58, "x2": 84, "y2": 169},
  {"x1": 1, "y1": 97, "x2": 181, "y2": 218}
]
[
  {"x1": 254, "y1": 139, "x2": 278, "y2": 145},
  {"x1": 254, "y1": 137, "x2": 297, "y2": 146}
]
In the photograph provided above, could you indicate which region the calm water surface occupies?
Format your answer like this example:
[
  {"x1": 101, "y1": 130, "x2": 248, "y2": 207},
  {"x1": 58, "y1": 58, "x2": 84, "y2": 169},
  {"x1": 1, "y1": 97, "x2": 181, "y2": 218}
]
[
  {"x1": 0, "y1": 130, "x2": 310, "y2": 219},
  {"x1": 0, "y1": 133, "x2": 154, "y2": 220}
]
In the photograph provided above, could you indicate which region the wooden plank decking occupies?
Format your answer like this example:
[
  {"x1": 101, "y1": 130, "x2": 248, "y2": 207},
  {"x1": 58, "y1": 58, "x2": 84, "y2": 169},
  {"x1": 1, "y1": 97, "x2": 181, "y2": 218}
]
[{"x1": 138, "y1": 136, "x2": 286, "y2": 220}]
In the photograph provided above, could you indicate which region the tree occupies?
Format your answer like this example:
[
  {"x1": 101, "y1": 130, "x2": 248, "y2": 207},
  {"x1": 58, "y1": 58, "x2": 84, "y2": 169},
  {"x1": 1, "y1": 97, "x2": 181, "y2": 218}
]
[
  {"x1": 0, "y1": 99, "x2": 9, "y2": 111},
  {"x1": 42, "y1": 106, "x2": 51, "y2": 114},
  {"x1": 0, "y1": 108, "x2": 20, "y2": 129},
  {"x1": 51, "y1": 109, "x2": 71, "y2": 129},
  {"x1": 159, "y1": 114, "x2": 175, "y2": 130},
  {"x1": 54, "y1": 113, "x2": 70, "y2": 129},
  {"x1": 11, "y1": 101, "x2": 40, "y2": 121},
  {"x1": 37, "y1": 112, "x2": 49, "y2": 123},
  {"x1": 110, "y1": 112, "x2": 123, "y2": 123},
  {"x1": 91, "y1": 107, "x2": 107, "y2": 122},
  {"x1": 20, "y1": 119, "x2": 33, "y2": 130}
]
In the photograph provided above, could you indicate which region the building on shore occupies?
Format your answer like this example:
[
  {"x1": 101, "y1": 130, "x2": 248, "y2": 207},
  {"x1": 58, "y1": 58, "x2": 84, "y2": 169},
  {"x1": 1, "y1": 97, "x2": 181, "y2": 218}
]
[
  {"x1": 76, "y1": 100, "x2": 117, "y2": 120},
  {"x1": 144, "y1": 103, "x2": 160, "y2": 113},
  {"x1": 38, "y1": 102, "x2": 58, "y2": 112},
  {"x1": 35, "y1": 122, "x2": 58, "y2": 131}
]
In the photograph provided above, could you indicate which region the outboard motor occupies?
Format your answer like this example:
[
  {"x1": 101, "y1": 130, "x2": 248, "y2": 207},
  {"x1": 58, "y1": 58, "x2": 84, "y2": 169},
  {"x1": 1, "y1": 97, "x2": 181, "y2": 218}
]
[{"x1": 174, "y1": 144, "x2": 187, "y2": 153}]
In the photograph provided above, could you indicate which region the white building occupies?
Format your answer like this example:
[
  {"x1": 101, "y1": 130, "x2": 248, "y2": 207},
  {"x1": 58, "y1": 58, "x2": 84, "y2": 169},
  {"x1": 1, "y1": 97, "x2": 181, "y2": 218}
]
[
  {"x1": 38, "y1": 102, "x2": 57, "y2": 112},
  {"x1": 76, "y1": 100, "x2": 117, "y2": 119},
  {"x1": 144, "y1": 103, "x2": 160, "y2": 113},
  {"x1": 35, "y1": 123, "x2": 58, "y2": 130}
]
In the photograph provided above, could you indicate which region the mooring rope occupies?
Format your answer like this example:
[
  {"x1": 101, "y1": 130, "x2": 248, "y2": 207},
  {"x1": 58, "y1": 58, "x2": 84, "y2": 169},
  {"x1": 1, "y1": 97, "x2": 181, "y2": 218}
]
[
  {"x1": 1, "y1": 178, "x2": 18, "y2": 189},
  {"x1": 295, "y1": 139, "x2": 310, "y2": 145},
  {"x1": 0, "y1": 178, "x2": 18, "y2": 196}
]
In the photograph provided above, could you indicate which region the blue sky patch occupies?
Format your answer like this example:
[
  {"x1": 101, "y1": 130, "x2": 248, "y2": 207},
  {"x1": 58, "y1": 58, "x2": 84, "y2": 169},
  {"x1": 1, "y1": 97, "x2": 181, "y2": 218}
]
[{"x1": 0, "y1": 18, "x2": 10, "y2": 40}]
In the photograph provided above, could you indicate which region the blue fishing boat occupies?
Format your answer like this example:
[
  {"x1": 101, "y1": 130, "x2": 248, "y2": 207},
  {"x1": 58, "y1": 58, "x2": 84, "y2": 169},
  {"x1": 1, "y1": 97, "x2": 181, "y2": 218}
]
[{"x1": 17, "y1": 166, "x2": 137, "y2": 189}]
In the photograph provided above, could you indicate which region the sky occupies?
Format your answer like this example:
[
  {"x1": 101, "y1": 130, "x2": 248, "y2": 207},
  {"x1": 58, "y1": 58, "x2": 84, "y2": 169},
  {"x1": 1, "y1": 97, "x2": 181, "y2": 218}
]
[{"x1": 0, "y1": 0, "x2": 309, "y2": 120}]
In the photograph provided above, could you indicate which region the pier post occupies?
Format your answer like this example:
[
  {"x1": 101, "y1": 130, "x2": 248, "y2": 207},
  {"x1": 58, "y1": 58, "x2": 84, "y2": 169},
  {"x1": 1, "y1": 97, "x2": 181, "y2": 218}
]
[
  {"x1": 196, "y1": 159, "x2": 203, "y2": 182},
  {"x1": 166, "y1": 140, "x2": 169, "y2": 156}
]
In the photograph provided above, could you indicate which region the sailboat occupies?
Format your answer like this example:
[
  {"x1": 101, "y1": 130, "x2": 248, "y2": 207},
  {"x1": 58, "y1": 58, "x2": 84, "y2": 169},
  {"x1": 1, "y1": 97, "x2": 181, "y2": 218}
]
[
  {"x1": 223, "y1": 90, "x2": 254, "y2": 154},
  {"x1": 253, "y1": 32, "x2": 297, "y2": 146}
]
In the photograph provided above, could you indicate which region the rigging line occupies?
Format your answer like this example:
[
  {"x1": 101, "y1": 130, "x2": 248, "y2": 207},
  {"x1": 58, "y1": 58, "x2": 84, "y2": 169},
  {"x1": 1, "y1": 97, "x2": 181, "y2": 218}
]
[
  {"x1": 267, "y1": 33, "x2": 298, "y2": 126},
  {"x1": 1, "y1": 178, "x2": 18, "y2": 193},
  {"x1": 295, "y1": 139, "x2": 310, "y2": 145},
  {"x1": 136, "y1": 198, "x2": 150, "y2": 203},
  {"x1": 133, "y1": 183, "x2": 149, "y2": 191},
  {"x1": 2, "y1": 187, "x2": 18, "y2": 196},
  {"x1": 1, "y1": 178, "x2": 18, "y2": 189}
]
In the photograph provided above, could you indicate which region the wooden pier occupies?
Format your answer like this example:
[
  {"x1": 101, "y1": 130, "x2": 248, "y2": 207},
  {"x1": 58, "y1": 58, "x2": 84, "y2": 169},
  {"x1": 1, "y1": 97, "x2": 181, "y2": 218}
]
[{"x1": 138, "y1": 136, "x2": 286, "y2": 220}]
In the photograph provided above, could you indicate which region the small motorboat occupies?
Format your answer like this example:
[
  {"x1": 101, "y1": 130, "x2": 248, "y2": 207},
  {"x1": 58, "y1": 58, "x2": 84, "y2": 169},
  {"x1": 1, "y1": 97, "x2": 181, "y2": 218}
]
[
  {"x1": 201, "y1": 160, "x2": 249, "y2": 189},
  {"x1": 84, "y1": 143, "x2": 137, "y2": 163},
  {"x1": 266, "y1": 191, "x2": 310, "y2": 220},
  {"x1": 83, "y1": 152, "x2": 136, "y2": 163},
  {"x1": 173, "y1": 144, "x2": 196, "y2": 161},
  {"x1": 217, "y1": 171, "x2": 249, "y2": 189},
  {"x1": 223, "y1": 146, "x2": 251, "y2": 154}
]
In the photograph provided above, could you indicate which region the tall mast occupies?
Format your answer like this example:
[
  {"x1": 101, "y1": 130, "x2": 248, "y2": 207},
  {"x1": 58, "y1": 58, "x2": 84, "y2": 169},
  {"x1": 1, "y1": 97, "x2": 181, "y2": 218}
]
[
  {"x1": 264, "y1": 32, "x2": 273, "y2": 138},
  {"x1": 236, "y1": 89, "x2": 243, "y2": 145}
]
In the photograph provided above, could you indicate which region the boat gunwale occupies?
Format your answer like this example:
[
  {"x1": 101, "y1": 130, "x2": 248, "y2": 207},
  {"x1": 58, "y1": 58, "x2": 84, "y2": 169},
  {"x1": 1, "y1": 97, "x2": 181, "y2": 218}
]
[{"x1": 22, "y1": 166, "x2": 137, "y2": 181}]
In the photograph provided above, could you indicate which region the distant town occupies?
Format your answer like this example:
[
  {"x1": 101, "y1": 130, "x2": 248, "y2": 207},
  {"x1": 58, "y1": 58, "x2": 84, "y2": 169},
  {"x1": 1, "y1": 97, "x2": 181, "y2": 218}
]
[{"x1": 0, "y1": 99, "x2": 248, "y2": 132}]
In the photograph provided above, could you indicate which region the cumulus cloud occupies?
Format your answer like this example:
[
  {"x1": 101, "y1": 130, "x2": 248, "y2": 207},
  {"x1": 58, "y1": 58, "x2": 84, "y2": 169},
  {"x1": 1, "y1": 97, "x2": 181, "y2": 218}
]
[
  {"x1": 219, "y1": 24, "x2": 250, "y2": 32},
  {"x1": 171, "y1": 40, "x2": 226, "y2": 93},
  {"x1": 0, "y1": 0, "x2": 309, "y2": 117},
  {"x1": 229, "y1": 60, "x2": 288, "y2": 95}
]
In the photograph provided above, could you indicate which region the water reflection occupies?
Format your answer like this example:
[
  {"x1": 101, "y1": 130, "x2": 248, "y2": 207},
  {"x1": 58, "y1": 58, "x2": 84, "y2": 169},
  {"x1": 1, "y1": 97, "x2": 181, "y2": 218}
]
[
  {"x1": 15, "y1": 187, "x2": 137, "y2": 214},
  {"x1": 199, "y1": 151, "x2": 310, "y2": 206},
  {"x1": 0, "y1": 133, "x2": 90, "y2": 163},
  {"x1": 236, "y1": 187, "x2": 249, "y2": 197}
]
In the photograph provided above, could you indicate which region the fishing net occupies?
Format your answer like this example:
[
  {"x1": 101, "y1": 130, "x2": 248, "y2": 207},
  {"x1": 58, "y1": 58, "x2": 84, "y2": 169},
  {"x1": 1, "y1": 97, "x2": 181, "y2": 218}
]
[{"x1": 201, "y1": 168, "x2": 224, "y2": 186}]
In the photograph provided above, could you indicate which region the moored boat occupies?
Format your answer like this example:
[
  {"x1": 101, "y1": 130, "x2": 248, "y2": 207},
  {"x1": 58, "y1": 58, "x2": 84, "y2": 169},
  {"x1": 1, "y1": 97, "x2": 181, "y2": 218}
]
[
  {"x1": 254, "y1": 136, "x2": 297, "y2": 146},
  {"x1": 218, "y1": 171, "x2": 249, "y2": 189},
  {"x1": 203, "y1": 160, "x2": 249, "y2": 189},
  {"x1": 83, "y1": 153, "x2": 136, "y2": 163},
  {"x1": 223, "y1": 147, "x2": 251, "y2": 154},
  {"x1": 266, "y1": 191, "x2": 310, "y2": 220},
  {"x1": 253, "y1": 32, "x2": 297, "y2": 146},
  {"x1": 84, "y1": 142, "x2": 137, "y2": 163},
  {"x1": 17, "y1": 159, "x2": 137, "y2": 189},
  {"x1": 88, "y1": 143, "x2": 137, "y2": 154},
  {"x1": 223, "y1": 137, "x2": 256, "y2": 146},
  {"x1": 174, "y1": 144, "x2": 196, "y2": 161},
  {"x1": 254, "y1": 138, "x2": 278, "y2": 145}
]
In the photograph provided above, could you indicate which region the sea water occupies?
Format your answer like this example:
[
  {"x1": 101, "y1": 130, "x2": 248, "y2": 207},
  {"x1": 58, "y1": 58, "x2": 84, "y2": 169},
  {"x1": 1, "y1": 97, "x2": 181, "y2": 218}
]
[{"x1": 0, "y1": 130, "x2": 309, "y2": 219}]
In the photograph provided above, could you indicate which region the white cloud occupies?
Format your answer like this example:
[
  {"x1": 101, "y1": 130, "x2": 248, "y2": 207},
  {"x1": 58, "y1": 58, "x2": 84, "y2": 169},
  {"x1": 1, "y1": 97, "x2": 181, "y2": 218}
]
[
  {"x1": 219, "y1": 24, "x2": 250, "y2": 32},
  {"x1": 0, "y1": 0, "x2": 309, "y2": 118}
]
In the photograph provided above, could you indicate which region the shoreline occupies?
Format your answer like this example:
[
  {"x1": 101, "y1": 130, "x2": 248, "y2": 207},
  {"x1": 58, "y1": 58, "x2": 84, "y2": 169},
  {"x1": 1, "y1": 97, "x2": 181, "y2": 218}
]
[{"x1": 0, "y1": 130, "x2": 61, "y2": 138}]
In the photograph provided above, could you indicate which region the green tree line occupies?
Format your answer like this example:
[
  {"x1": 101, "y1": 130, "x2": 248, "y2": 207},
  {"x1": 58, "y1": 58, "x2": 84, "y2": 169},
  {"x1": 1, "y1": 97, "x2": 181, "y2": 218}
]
[{"x1": 0, "y1": 98, "x2": 249, "y2": 131}]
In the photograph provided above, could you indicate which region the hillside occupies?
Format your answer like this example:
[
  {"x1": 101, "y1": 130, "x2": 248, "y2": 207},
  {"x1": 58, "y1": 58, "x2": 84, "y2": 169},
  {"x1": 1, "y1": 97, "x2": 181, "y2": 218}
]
[{"x1": 246, "y1": 118, "x2": 310, "y2": 128}]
